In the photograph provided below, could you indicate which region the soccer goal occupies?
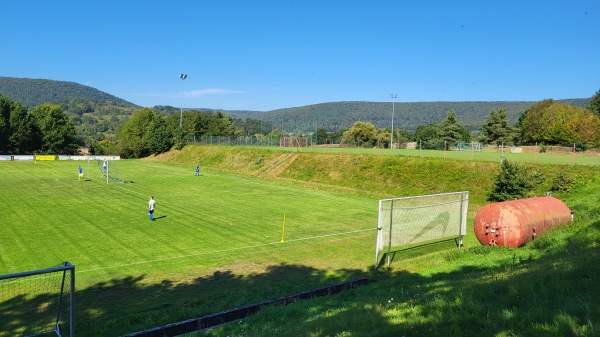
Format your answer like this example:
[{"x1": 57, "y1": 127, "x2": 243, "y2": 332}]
[
  {"x1": 97, "y1": 159, "x2": 125, "y2": 183},
  {"x1": 280, "y1": 137, "x2": 307, "y2": 148},
  {"x1": 0, "y1": 261, "x2": 75, "y2": 336},
  {"x1": 456, "y1": 142, "x2": 482, "y2": 151},
  {"x1": 375, "y1": 191, "x2": 469, "y2": 267}
]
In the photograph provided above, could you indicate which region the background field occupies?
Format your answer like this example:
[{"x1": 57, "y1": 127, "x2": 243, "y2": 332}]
[{"x1": 260, "y1": 145, "x2": 600, "y2": 166}]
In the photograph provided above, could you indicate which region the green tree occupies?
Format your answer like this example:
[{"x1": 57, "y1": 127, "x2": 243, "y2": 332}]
[
  {"x1": 118, "y1": 108, "x2": 155, "y2": 158},
  {"x1": 414, "y1": 124, "x2": 445, "y2": 149},
  {"x1": 90, "y1": 140, "x2": 120, "y2": 155},
  {"x1": 342, "y1": 121, "x2": 377, "y2": 146},
  {"x1": 487, "y1": 160, "x2": 535, "y2": 202},
  {"x1": 119, "y1": 108, "x2": 174, "y2": 157},
  {"x1": 0, "y1": 95, "x2": 13, "y2": 152},
  {"x1": 414, "y1": 124, "x2": 442, "y2": 142},
  {"x1": 480, "y1": 109, "x2": 514, "y2": 146},
  {"x1": 207, "y1": 111, "x2": 236, "y2": 136},
  {"x1": 440, "y1": 110, "x2": 470, "y2": 146},
  {"x1": 267, "y1": 128, "x2": 281, "y2": 139},
  {"x1": 518, "y1": 99, "x2": 554, "y2": 144},
  {"x1": 31, "y1": 103, "x2": 78, "y2": 154},
  {"x1": 314, "y1": 128, "x2": 328, "y2": 145},
  {"x1": 588, "y1": 89, "x2": 600, "y2": 117},
  {"x1": 146, "y1": 115, "x2": 173, "y2": 154},
  {"x1": 9, "y1": 105, "x2": 41, "y2": 154},
  {"x1": 520, "y1": 99, "x2": 600, "y2": 146}
]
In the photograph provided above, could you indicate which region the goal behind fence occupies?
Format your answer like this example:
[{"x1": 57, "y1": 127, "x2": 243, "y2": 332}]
[
  {"x1": 0, "y1": 262, "x2": 75, "y2": 337},
  {"x1": 375, "y1": 191, "x2": 469, "y2": 267}
]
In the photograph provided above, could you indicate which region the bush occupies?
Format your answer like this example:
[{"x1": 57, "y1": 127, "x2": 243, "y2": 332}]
[
  {"x1": 487, "y1": 160, "x2": 536, "y2": 202},
  {"x1": 574, "y1": 142, "x2": 588, "y2": 152},
  {"x1": 551, "y1": 172, "x2": 576, "y2": 192}
]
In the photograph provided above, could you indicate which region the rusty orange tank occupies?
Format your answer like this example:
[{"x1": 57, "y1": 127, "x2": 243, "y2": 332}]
[{"x1": 474, "y1": 196, "x2": 572, "y2": 247}]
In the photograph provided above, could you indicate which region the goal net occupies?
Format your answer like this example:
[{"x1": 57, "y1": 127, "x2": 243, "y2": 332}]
[
  {"x1": 0, "y1": 262, "x2": 75, "y2": 337},
  {"x1": 97, "y1": 159, "x2": 125, "y2": 183},
  {"x1": 456, "y1": 142, "x2": 482, "y2": 151},
  {"x1": 375, "y1": 191, "x2": 469, "y2": 267},
  {"x1": 280, "y1": 137, "x2": 307, "y2": 147}
]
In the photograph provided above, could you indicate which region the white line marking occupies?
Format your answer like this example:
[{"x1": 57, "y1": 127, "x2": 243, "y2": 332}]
[{"x1": 78, "y1": 228, "x2": 374, "y2": 273}]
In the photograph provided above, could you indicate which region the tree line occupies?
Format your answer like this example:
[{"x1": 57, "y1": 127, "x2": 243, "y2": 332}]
[
  {"x1": 313, "y1": 94, "x2": 600, "y2": 150},
  {"x1": 0, "y1": 97, "x2": 79, "y2": 154},
  {"x1": 0, "y1": 95, "x2": 275, "y2": 157},
  {"x1": 257, "y1": 98, "x2": 592, "y2": 133},
  {"x1": 1, "y1": 90, "x2": 598, "y2": 157}
]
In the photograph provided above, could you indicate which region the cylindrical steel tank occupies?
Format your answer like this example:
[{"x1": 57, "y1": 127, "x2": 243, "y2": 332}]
[{"x1": 474, "y1": 196, "x2": 572, "y2": 247}]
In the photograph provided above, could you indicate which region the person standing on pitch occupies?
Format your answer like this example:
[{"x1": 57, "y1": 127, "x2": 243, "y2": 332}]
[
  {"x1": 148, "y1": 196, "x2": 156, "y2": 221},
  {"x1": 195, "y1": 163, "x2": 200, "y2": 176},
  {"x1": 78, "y1": 165, "x2": 84, "y2": 181}
]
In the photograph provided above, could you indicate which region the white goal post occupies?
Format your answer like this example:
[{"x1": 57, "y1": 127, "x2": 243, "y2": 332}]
[
  {"x1": 375, "y1": 191, "x2": 469, "y2": 267},
  {"x1": 456, "y1": 142, "x2": 482, "y2": 151},
  {"x1": 96, "y1": 157, "x2": 125, "y2": 183},
  {"x1": 0, "y1": 261, "x2": 75, "y2": 336}
]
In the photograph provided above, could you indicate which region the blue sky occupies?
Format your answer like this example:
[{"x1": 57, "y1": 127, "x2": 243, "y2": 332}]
[{"x1": 2, "y1": 0, "x2": 598, "y2": 111}]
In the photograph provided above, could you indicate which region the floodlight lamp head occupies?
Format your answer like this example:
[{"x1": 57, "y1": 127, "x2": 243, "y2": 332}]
[
  {"x1": 390, "y1": 94, "x2": 398, "y2": 99},
  {"x1": 179, "y1": 74, "x2": 187, "y2": 79}
]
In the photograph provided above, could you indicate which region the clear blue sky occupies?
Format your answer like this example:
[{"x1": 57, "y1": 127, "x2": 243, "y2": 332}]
[{"x1": 2, "y1": 0, "x2": 598, "y2": 111}]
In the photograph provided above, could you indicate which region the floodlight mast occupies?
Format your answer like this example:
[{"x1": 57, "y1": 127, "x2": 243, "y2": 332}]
[
  {"x1": 179, "y1": 74, "x2": 187, "y2": 128},
  {"x1": 390, "y1": 94, "x2": 397, "y2": 149}
]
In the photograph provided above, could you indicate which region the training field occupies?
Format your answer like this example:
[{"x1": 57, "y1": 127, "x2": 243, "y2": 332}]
[{"x1": 1, "y1": 159, "x2": 378, "y2": 335}]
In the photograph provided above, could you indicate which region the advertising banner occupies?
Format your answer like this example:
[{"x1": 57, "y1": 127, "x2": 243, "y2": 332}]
[
  {"x1": 13, "y1": 155, "x2": 35, "y2": 161},
  {"x1": 35, "y1": 155, "x2": 56, "y2": 161}
]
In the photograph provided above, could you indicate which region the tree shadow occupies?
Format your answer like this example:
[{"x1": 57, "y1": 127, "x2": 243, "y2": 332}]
[{"x1": 2, "y1": 225, "x2": 598, "y2": 337}]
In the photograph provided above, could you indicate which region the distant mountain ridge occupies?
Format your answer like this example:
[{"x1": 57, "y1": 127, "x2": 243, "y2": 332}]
[
  {"x1": 0, "y1": 76, "x2": 138, "y2": 108},
  {"x1": 249, "y1": 99, "x2": 591, "y2": 132},
  {"x1": 0, "y1": 76, "x2": 591, "y2": 133}
]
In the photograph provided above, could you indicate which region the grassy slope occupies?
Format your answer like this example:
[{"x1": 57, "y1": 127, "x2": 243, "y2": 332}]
[{"x1": 149, "y1": 145, "x2": 600, "y2": 337}]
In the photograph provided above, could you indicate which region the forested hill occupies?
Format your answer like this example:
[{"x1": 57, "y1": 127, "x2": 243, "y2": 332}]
[
  {"x1": 0, "y1": 76, "x2": 138, "y2": 108},
  {"x1": 251, "y1": 99, "x2": 591, "y2": 132},
  {"x1": 1, "y1": 76, "x2": 591, "y2": 134}
]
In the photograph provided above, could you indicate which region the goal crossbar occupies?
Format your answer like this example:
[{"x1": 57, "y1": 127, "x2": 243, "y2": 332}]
[{"x1": 0, "y1": 262, "x2": 75, "y2": 337}]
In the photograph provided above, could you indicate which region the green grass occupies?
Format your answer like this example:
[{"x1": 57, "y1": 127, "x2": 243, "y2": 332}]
[
  {"x1": 0, "y1": 159, "x2": 378, "y2": 335},
  {"x1": 256, "y1": 145, "x2": 600, "y2": 166},
  {"x1": 2, "y1": 146, "x2": 599, "y2": 336}
]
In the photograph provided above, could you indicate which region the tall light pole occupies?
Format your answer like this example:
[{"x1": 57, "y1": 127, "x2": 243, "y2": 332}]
[
  {"x1": 390, "y1": 93, "x2": 397, "y2": 149},
  {"x1": 179, "y1": 73, "x2": 187, "y2": 128}
]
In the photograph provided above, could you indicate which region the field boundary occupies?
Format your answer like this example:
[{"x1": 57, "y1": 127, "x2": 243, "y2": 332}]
[{"x1": 121, "y1": 278, "x2": 368, "y2": 337}]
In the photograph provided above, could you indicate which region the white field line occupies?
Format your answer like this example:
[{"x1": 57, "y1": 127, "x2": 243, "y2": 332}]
[{"x1": 79, "y1": 228, "x2": 374, "y2": 273}]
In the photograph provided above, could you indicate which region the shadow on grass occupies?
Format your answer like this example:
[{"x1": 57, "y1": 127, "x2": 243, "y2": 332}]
[
  {"x1": 2, "y1": 226, "x2": 598, "y2": 337},
  {"x1": 377, "y1": 238, "x2": 459, "y2": 269},
  {"x1": 321, "y1": 227, "x2": 600, "y2": 337}
]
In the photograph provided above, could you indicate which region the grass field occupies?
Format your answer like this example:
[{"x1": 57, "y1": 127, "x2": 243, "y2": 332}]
[
  {"x1": 1, "y1": 159, "x2": 383, "y2": 335},
  {"x1": 2, "y1": 146, "x2": 599, "y2": 336},
  {"x1": 257, "y1": 145, "x2": 600, "y2": 166}
]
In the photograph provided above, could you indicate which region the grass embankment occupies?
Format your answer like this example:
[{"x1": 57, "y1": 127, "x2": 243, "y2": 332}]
[
  {"x1": 152, "y1": 145, "x2": 600, "y2": 337},
  {"x1": 151, "y1": 145, "x2": 597, "y2": 214}
]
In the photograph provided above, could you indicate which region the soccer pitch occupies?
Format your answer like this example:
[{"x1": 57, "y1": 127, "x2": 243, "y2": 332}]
[{"x1": 1, "y1": 159, "x2": 377, "y2": 286}]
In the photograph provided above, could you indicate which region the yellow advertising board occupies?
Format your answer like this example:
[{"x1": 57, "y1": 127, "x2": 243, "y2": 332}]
[{"x1": 35, "y1": 155, "x2": 56, "y2": 161}]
